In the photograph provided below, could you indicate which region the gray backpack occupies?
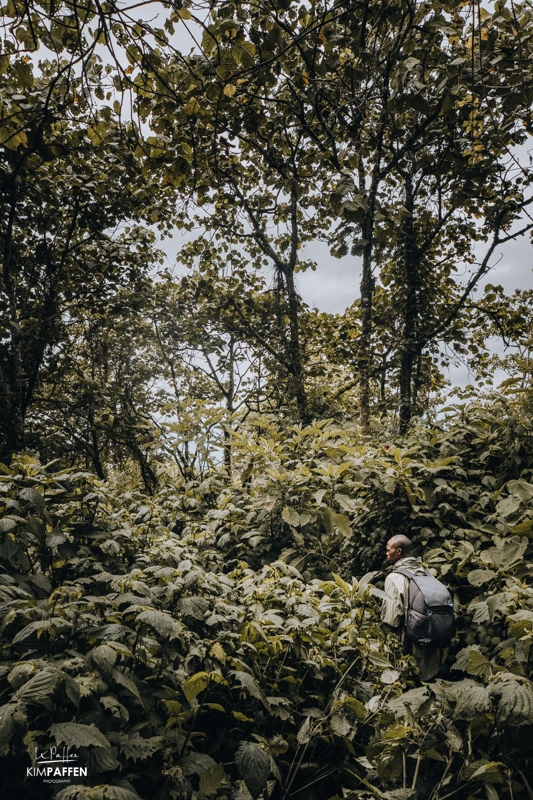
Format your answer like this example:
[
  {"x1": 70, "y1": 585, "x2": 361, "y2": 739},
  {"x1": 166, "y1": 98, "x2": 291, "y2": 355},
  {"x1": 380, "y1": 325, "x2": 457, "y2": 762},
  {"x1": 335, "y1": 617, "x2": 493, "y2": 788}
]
[{"x1": 395, "y1": 568, "x2": 455, "y2": 649}]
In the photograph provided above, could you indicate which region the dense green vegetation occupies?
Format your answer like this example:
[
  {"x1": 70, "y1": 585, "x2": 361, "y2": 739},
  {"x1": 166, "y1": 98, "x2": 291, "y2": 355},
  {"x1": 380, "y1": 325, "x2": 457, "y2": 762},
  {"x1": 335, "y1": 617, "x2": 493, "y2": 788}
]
[
  {"x1": 2, "y1": 0, "x2": 533, "y2": 797},
  {"x1": 2, "y1": 401, "x2": 533, "y2": 799}
]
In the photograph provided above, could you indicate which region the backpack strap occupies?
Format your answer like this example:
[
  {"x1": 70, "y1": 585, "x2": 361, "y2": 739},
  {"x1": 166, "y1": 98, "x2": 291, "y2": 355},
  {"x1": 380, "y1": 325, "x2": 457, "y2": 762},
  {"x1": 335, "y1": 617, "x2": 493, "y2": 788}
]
[{"x1": 394, "y1": 567, "x2": 431, "y2": 579}]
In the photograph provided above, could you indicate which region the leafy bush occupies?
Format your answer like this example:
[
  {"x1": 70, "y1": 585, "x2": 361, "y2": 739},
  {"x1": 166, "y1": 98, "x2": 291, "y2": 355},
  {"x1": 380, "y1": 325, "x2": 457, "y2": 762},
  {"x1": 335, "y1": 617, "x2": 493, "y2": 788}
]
[{"x1": 1, "y1": 401, "x2": 533, "y2": 799}]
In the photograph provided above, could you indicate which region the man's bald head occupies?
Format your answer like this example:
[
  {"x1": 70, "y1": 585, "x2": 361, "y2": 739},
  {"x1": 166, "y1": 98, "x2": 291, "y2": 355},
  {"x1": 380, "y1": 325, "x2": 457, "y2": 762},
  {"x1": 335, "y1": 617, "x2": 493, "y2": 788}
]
[{"x1": 386, "y1": 535, "x2": 412, "y2": 564}]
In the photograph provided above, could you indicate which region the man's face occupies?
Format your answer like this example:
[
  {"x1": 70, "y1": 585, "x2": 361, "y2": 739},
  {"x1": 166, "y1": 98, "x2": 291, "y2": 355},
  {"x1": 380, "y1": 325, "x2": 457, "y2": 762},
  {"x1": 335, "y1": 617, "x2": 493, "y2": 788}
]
[{"x1": 386, "y1": 539, "x2": 403, "y2": 564}]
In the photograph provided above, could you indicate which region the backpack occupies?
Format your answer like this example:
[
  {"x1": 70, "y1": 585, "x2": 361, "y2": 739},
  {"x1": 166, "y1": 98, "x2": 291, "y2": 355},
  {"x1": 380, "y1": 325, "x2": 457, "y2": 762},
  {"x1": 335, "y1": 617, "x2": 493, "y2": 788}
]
[{"x1": 394, "y1": 568, "x2": 455, "y2": 649}]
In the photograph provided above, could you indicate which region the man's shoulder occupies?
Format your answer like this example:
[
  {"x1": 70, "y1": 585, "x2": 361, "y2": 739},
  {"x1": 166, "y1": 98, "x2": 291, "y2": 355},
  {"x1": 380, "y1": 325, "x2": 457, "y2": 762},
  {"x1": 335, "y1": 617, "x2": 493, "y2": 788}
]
[
  {"x1": 385, "y1": 557, "x2": 425, "y2": 590},
  {"x1": 384, "y1": 571, "x2": 409, "y2": 591},
  {"x1": 393, "y1": 557, "x2": 425, "y2": 574}
]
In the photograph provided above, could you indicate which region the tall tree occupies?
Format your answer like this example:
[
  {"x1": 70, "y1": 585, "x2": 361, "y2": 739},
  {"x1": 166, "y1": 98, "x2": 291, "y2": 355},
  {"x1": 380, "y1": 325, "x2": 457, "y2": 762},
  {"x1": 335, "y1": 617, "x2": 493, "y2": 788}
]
[
  {"x1": 372, "y1": 142, "x2": 533, "y2": 431},
  {"x1": 148, "y1": 272, "x2": 268, "y2": 471},
  {"x1": 0, "y1": 60, "x2": 161, "y2": 463}
]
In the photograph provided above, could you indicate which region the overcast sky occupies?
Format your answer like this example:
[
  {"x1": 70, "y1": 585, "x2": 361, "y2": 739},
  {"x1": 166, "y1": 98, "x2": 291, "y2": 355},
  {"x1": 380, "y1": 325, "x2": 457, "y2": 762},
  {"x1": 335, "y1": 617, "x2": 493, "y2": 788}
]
[
  {"x1": 160, "y1": 220, "x2": 533, "y2": 392},
  {"x1": 299, "y1": 234, "x2": 533, "y2": 314}
]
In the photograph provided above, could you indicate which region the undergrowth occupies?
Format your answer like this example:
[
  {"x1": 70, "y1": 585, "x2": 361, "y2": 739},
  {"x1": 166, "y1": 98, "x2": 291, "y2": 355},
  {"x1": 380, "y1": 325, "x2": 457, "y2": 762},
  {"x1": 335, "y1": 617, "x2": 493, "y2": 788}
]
[{"x1": 1, "y1": 402, "x2": 533, "y2": 799}]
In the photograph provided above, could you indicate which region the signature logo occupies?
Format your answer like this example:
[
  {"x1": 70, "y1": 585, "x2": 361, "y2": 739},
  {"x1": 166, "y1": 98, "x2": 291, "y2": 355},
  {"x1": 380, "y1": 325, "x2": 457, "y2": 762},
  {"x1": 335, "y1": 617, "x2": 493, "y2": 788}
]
[{"x1": 27, "y1": 746, "x2": 88, "y2": 780}]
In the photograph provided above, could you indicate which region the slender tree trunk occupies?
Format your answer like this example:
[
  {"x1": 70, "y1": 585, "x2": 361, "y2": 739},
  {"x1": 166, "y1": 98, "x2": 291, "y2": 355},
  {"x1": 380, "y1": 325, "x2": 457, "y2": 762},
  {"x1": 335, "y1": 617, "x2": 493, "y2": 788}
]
[
  {"x1": 283, "y1": 265, "x2": 309, "y2": 424},
  {"x1": 235, "y1": 181, "x2": 309, "y2": 423},
  {"x1": 281, "y1": 182, "x2": 309, "y2": 424},
  {"x1": 412, "y1": 348, "x2": 422, "y2": 413},
  {"x1": 398, "y1": 346, "x2": 414, "y2": 433},
  {"x1": 0, "y1": 182, "x2": 25, "y2": 461},
  {"x1": 224, "y1": 336, "x2": 235, "y2": 472},
  {"x1": 359, "y1": 222, "x2": 373, "y2": 435},
  {"x1": 357, "y1": 149, "x2": 383, "y2": 436},
  {"x1": 88, "y1": 407, "x2": 106, "y2": 480},
  {"x1": 380, "y1": 358, "x2": 387, "y2": 403},
  {"x1": 130, "y1": 440, "x2": 157, "y2": 494},
  {"x1": 398, "y1": 173, "x2": 418, "y2": 434}
]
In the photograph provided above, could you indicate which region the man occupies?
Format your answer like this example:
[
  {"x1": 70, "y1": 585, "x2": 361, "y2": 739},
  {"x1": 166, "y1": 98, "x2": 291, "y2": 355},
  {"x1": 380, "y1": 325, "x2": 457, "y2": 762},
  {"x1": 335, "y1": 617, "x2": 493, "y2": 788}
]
[{"x1": 381, "y1": 534, "x2": 443, "y2": 681}]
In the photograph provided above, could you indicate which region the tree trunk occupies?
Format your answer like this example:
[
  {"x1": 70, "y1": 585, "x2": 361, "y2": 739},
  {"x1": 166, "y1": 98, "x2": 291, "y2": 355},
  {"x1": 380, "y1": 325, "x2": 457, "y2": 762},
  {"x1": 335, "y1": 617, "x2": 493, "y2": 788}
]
[
  {"x1": 223, "y1": 336, "x2": 235, "y2": 473},
  {"x1": 398, "y1": 346, "x2": 414, "y2": 434},
  {"x1": 398, "y1": 173, "x2": 418, "y2": 435},
  {"x1": 357, "y1": 152, "x2": 383, "y2": 436},
  {"x1": 412, "y1": 348, "x2": 422, "y2": 413},
  {"x1": 89, "y1": 416, "x2": 106, "y2": 480},
  {"x1": 283, "y1": 263, "x2": 309, "y2": 424},
  {"x1": 0, "y1": 183, "x2": 25, "y2": 462},
  {"x1": 233, "y1": 181, "x2": 309, "y2": 424},
  {"x1": 359, "y1": 225, "x2": 373, "y2": 435},
  {"x1": 1, "y1": 333, "x2": 25, "y2": 461}
]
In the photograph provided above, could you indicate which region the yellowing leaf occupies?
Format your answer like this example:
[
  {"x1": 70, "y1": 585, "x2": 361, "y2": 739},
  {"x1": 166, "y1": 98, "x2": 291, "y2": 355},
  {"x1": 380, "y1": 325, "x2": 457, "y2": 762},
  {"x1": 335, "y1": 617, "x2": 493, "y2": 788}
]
[
  {"x1": 512, "y1": 519, "x2": 533, "y2": 536},
  {"x1": 465, "y1": 650, "x2": 491, "y2": 678},
  {"x1": 233, "y1": 710, "x2": 254, "y2": 722},
  {"x1": 210, "y1": 642, "x2": 226, "y2": 663},
  {"x1": 343, "y1": 696, "x2": 366, "y2": 719},
  {"x1": 206, "y1": 703, "x2": 226, "y2": 712},
  {"x1": 183, "y1": 671, "x2": 210, "y2": 702},
  {"x1": 332, "y1": 572, "x2": 351, "y2": 595},
  {"x1": 223, "y1": 84, "x2": 236, "y2": 97},
  {"x1": 282, "y1": 506, "x2": 300, "y2": 527},
  {"x1": 383, "y1": 724, "x2": 410, "y2": 740},
  {"x1": 334, "y1": 512, "x2": 351, "y2": 537},
  {"x1": 183, "y1": 97, "x2": 202, "y2": 115},
  {"x1": 16, "y1": 129, "x2": 28, "y2": 147}
]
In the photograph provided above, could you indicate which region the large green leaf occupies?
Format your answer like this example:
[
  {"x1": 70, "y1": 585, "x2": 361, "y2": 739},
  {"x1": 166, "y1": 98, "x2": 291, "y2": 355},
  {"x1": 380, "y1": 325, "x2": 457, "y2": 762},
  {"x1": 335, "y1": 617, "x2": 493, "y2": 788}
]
[
  {"x1": 87, "y1": 747, "x2": 120, "y2": 774},
  {"x1": 235, "y1": 741, "x2": 270, "y2": 800},
  {"x1": 119, "y1": 734, "x2": 163, "y2": 762},
  {"x1": 177, "y1": 596, "x2": 209, "y2": 619},
  {"x1": 199, "y1": 764, "x2": 225, "y2": 796},
  {"x1": 91, "y1": 644, "x2": 118, "y2": 672},
  {"x1": 467, "y1": 569, "x2": 496, "y2": 586},
  {"x1": 454, "y1": 685, "x2": 491, "y2": 720},
  {"x1": 136, "y1": 609, "x2": 182, "y2": 638},
  {"x1": 495, "y1": 681, "x2": 533, "y2": 726},
  {"x1": 282, "y1": 506, "x2": 300, "y2": 527},
  {"x1": 111, "y1": 668, "x2": 143, "y2": 704},
  {"x1": 18, "y1": 487, "x2": 45, "y2": 514},
  {"x1": 507, "y1": 479, "x2": 533, "y2": 502},
  {"x1": 233, "y1": 671, "x2": 270, "y2": 709},
  {"x1": 50, "y1": 722, "x2": 111, "y2": 749},
  {"x1": 13, "y1": 669, "x2": 60, "y2": 708}
]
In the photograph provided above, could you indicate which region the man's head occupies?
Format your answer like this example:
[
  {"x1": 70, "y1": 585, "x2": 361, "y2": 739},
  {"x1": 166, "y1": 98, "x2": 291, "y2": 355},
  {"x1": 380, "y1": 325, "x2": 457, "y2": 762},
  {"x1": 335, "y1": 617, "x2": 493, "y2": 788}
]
[{"x1": 385, "y1": 535, "x2": 412, "y2": 564}]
